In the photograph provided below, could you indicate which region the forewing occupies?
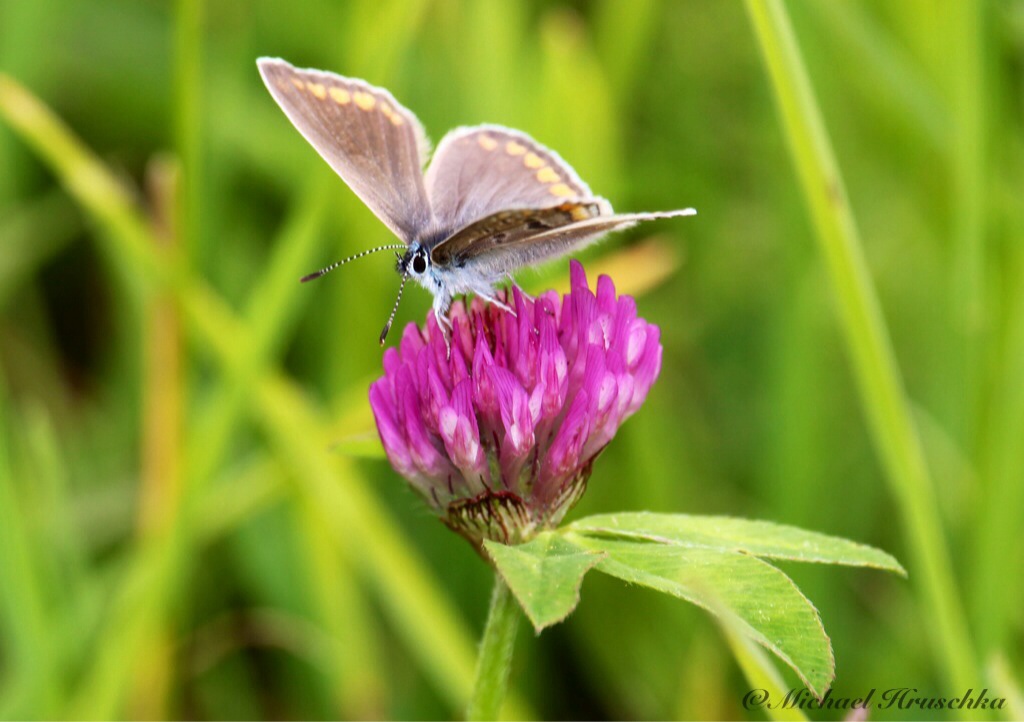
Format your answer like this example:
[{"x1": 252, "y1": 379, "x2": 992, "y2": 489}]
[
  {"x1": 258, "y1": 57, "x2": 432, "y2": 243},
  {"x1": 436, "y1": 209, "x2": 696, "y2": 280},
  {"x1": 424, "y1": 124, "x2": 609, "y2": 238}
]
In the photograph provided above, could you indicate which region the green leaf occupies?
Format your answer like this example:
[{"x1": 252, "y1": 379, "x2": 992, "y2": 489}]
[
  {"x1": 484, "y1": 533, "x2": 605, "y2": 633},
  {"x1": 569, "y1": 534, "x2": 834, "y2": 697},
  {"x1": 571, "y1": 512, "x2": 905, "y2": 574}
]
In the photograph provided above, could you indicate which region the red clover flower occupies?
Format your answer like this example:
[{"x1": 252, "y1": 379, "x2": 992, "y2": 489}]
[{"x1": 369, "y1": 261, "x2": 662, "y2": 548}]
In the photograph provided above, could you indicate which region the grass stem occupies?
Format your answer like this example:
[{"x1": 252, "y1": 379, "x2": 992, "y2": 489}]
[{"x1": 744, "y1": 0, "x2": 977, "y2": 699}]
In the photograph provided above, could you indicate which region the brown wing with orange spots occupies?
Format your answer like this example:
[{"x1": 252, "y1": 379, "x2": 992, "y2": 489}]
[
  {"x1": 423, "y1": 125, "x2": 611, "y2": 240},
  {"x1": 429, "y1": 202, "x2": 605, "y2": 268},
  {"x1": 258, "y1": 57, "x2": 432, "y2": 243},
  {"x1": 434, "y1": 208, "x2": 696, "y2": 280}
]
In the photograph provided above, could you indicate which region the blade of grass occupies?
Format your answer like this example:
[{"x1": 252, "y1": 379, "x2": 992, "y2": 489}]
[
  {"x1": 181, "y1": 174, "x2": 383, "y2": 713},
  {"x1": 801, "y1": 1, "x2": 950, "y2": 153},
  {"x1": 0, "y1": 384, "x2": 61, "y2": 718},
  {"x1": 173, "y1": 0, "x2": 203, "y2": 264},
  {"x1": 70, "y1": 159, "x2": 191, "y2": 720},
  {"x1": 987, "y1": 654, "x2": 1024, "y2": 721},
  {"x1": 194, "y1": 453, "x2": 287, "y2": 542},
  {"x1": 948, "y1": 0, "x2": 987, "y2": 455},
  {"x1": 138, "y1": 157, "x2": 185, "y2": 536},
  {"x1": 971, "y1": 273, "x2": 1024, "y2": 653},
  {"x1": 0, "y1": 73, "x2": 179, "y2": 304},
  {"x1": 69, "y1": 523, "x2": 183, "y2": 717},
  {"x1": 0, "y1": 0, "x2": 59, "y2": 205},
  {"x1": 22, "y1": 404, "x2": 88, "y2": 604},
  {"x1": 743, "y1": 0, "x2": 977, "y2": 698},
  {"x1": 971, "y1": 148, "x2": 1024, "y2": 657},
  {"x1": 128, "y1": 156, "x2": 186, "y2": 719},
  {"x1": 185, "y1": 175, "x2": 330, "y2": 487},
  {"x1": 296, "y1": 496, "x2": 385, "y2": 718}
]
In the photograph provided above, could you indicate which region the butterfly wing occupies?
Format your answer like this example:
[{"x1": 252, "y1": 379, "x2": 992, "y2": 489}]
[
  {"x1": 258, "y1": 57, "x2": 432, "y2": 243},
  {"x1": 430, "y1": 201, "x2": 606, "y2": 268},
  {"x1": 432, "y1": 208, "x2": 696, "y2": 281},
  {"x1": 424, "y1": 124, "x2": 610, "y2": 239}
]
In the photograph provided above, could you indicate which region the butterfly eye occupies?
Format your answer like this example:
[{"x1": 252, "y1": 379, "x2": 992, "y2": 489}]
[{"x1": 412, "y1": 254, "x2": 427, "y2": 274}]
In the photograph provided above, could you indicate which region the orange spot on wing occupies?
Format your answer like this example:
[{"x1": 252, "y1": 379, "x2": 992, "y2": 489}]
[
  {"x1": 570, "y1": 205, "x2": 591, "y2": 221},
  {"x1": 505, "y1": 141, "x2": 526, "y2": 156},
  {"x1": 536, "y1": 167, "x2": 560, "y2": 183},
  {"x1": 524, "y1": 152, "x2": 544, "y2": 169},
  {"x1": 353, "y1": 91, "x2": 376, "y2": 110},
  {"x1": 329, "y1": 87, "x2": 351, "y2": 104},
  {"x1": 549, "y1": 183, "x2": 574, "y2": 198},
  {"x1": 290, "y1": 77, "x2": 305, "y2": 90},
  {"x1": 306, "y1": 82, "x2": 327, "y2": 99},
  {"x1": 378, "y1": 102, "x2": 405, "y2": 126},
  {"x1": 478, "y1": 135, "x2": 498, "y2": 150}
]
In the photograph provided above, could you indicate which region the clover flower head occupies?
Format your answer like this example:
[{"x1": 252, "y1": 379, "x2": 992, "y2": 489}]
[{"x1": 369, "y1": 261, "x2": 662, "y2": 548}]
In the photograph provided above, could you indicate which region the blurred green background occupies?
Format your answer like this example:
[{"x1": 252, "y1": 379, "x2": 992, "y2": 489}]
[{"x1": 1, "y1": 0, "x2": 1022, "y2": 719}]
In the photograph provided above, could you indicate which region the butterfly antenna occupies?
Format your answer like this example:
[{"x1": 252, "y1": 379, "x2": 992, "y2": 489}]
[
  {"x1": 379, "y1": 272, "x2": 409, "y2": 345},
  {"x1": 300, "y1": 243, "x2": 407, "y2": 283}
]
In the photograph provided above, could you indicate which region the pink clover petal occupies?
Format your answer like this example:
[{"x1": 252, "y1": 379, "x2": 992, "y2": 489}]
[
  {"x1": 489, "y1": 366, "x2": 534, "y2": 456},
  {"x1": 400, "y1": 384, "x2": 446, "y2": 478},
  {"x1": 448, "y1": 341, "x2": 470, "y2": 386},
  {"x1": 439, "y1": 383, "x2": 486, "y2": 481},
  {"x1": 596, "y1": 274, "x2": 617, "y2": 314},
  {"x1": 369, "y1": 380, "x2": 416, "y2": 478},
  {"x1": 528, "y1": 381, "x2": 546, "y2": 427},
  {"x1": 382, "y1": 346, "x2": 404, "y2": 378},
  {"x1": 569, "y1": 259, "x2": 588, "y2": 292},
  {"x1": 398, "y1": 322, "x2": 425, "y2": 365},
  {"x1": 539, "y1": 389, "x2": 591, "y2": 498},
  {"x1": 420, "y1": 363, "x2": 450, "y2": 435},
  {"x1": 629, "y1": 325, "x2": 662, "y2": 413},
  {"x1": 472, "y1": 337, "x2": 500, "y2": 428},
  {"x1": 612, "y1": 294, "x2": 638, "y2": 346},
  {"x1": 625, "y1": 318, "x2": 649, "y2": 370}
]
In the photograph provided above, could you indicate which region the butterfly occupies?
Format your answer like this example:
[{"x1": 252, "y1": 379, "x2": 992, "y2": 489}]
[{"x1": 257, "y1": 58, "x2": 695, "y2": 344}]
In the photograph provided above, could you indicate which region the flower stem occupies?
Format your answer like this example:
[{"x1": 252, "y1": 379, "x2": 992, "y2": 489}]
[{"x1": 466, "y1": 575, "x2": 520, "y2": 721}]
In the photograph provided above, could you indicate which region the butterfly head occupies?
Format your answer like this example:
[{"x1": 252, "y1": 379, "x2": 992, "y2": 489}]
[
  {"x1": 397, "y1": 243, "x2": 431, "y2": 279},
  {"x1": 379, "y1": 242, "x2": 433, "y2": 347}
]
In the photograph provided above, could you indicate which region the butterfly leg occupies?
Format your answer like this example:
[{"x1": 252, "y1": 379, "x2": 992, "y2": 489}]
[
  {"x1": 434, "y1": 305, "x2": 454, "y2": 334},
  {"x1": 473, "y1": 286, "x2": 517, "y2": 317},
  {"x1": 432, "y1": 296, "x2": 454, "y2": 358}
]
